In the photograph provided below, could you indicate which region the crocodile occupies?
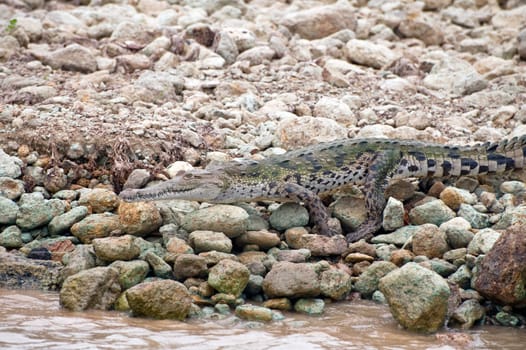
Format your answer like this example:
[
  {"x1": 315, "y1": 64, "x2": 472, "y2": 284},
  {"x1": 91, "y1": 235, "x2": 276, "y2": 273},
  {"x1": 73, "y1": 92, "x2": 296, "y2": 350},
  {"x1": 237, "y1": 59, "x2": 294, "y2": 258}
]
[{"x1": 119, "y1": 136, "x2": 526, "y2": 242}]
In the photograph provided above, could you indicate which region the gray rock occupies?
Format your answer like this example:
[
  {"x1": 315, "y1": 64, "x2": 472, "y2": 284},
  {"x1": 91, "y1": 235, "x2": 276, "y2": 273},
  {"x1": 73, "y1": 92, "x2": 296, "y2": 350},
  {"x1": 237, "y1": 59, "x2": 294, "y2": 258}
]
[
  {"x1": 262, "y1": 261, "x2": 323, "y2": 298},
  {"x1": 441, "y1": 217, "x2": 474, "y2": 249},
  {"x1": 331, "y1": 196, "x2": 367, "y2": 231},
  {"x1": 397, "y1": 17, "x2": 444, "y2": 46},
  {"x1": 182, "y1": 205, "x2": 249, "y2": 238},
  {"x1": 189, "y1": 230, "x2": 232, "y2": 253},
  {"x1": 48, "y1": 206, "x2": 89, "y2": 235},
  {"x1": 235, "y1": 304, "x2": 273, "y2": 322},
  {"x1": 451, "y1": 299, "x2": 485, "y2": 329},
  {"x1": 110, "y1": 21, "x2": 156, "y2": 47},
  {"x1": 60, "y1": 267, "x2": 121, "y2": 311},
  {"x1": 269, "y1": 203, "x2": 309, "y2": 231},
  {"x1": 294, "y1": 298, "x2": 325, "y2": 315},
  {"x1": 16, "y1": 194, "x2": 54, "y2": 230},
  {"x1": 276, "y1": 249, "x2": 311, "y2": 263},
  {"x1": 0, "y1": 226, "x2": 23, "y2": 248},
  {"x1": 236, "y1": 46, "x2": 275, "y2": 66},
  {"x1": 320, "y1": 268, "x2": 352, "y2": 300},
  {"x1": 345, "y1": 39, "x2": 398, "y2": 69},
  {"x1": 245, "y1": 274, "x2": 264, "y2": 296},
  {"x1": 382, "y1": 197, "x2": 405, "y2": 231},
  {"x1": 214, "y1": 30, "x2": 239, "y2": 64},
  {"x1": 208, "y1": 259, "x2": 250, "y2": 297},
  {"x1": 0, "y1": 253, "x2": 62, "y2": 290},
  {"x1": 173, "y1": 253, "x2": 207, "y2": 280},
  {"x1": 273, "y1": 116, "x2": 348, "y2": 149},
  {"x1": 379, "y1": 262, "x2": 451, "y2": 333},
  {"x1": 427, "y1": 259, "x2": 457, "y2": 277},
  {"x1": 313, "y1": 97, "x2": 357, "y2": 126},
  {"x1": 372, "y1": 225, "x2": 419, "y2": 245},
  {"x1": 457, "y1": 204, "x2": 489, "y2": 229},
  {"x1": 0, "y1": 149, "x2": 22, "y2": 178},
  {"x1": 46, "y1": 44, "x2": 97, "y2": 73},
  {"x1": 133, "y1": 70, "x2": 184, "y2": 103},
  {"x1": 18, "y1": 86, "x2": 57, "y2": 103},
  {"x1": 122, "y1": 169, "x2": 151, "y2": 190},
  {"x1": 144, "y1": 250, "x2": 172, "y2": 279},
  {"x1": 409, "y1": 199, "x2": 456, "y2": 226},
  {"x1": 448, "y1": 264, "x2": 472, "y2": 289},
  {"x1": 354, "y1": 261, "x2": 398, "y2": 298},
  {"x1": 92, "y1": 235, "x2": 140, "y2": 262},
  {"x1": 0, "y1": 196, "x2": 18, "y2": 225},
  {"x1": 0, "y1": 177, "x2": 25, "y2": 200},
  {"x1": 60, "y1": 245, "x2": 96, "y2": 283},
  {"x1": 126, "y1": 280, "x2": 192, "y2": 320},
  {"x1": 467, "y1": 228, "x2": 500, "y2": 255},
  {"x1": 110, "y1": 260, "x2": 150, "y2": 290}
]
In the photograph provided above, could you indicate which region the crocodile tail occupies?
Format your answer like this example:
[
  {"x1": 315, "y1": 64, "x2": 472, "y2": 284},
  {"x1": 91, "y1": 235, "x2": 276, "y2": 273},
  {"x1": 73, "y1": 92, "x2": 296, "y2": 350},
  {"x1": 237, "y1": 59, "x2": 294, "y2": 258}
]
[{"x1": 481, "y1": 134, "x2": 526, "y2": 173}]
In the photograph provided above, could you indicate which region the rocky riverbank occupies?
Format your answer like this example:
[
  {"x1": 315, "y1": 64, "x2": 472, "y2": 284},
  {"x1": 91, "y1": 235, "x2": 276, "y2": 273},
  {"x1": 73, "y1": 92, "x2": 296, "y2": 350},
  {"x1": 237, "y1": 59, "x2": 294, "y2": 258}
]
[{"x1": 1, "y1": 0, "x2": 526, "y2": 334}]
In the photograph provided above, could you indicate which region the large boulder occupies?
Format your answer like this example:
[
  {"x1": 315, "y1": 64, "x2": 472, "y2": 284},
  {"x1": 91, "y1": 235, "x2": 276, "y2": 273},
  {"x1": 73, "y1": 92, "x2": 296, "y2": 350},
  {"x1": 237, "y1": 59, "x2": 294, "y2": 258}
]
[
  {"x1": 473, "y1": 224, "x2": 526, "y2": 307},
  {"x1": 379, "y1": 262, "x2": 451, "y2": 333},
  {"x1": 0, "y1": 253, "x2": 62, "y2": 290}
]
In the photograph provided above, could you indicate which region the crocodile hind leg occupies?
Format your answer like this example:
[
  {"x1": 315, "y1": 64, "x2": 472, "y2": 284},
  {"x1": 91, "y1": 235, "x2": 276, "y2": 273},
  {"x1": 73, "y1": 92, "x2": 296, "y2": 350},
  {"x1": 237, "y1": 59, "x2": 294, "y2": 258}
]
[
  {"x1": 272, "y1": 182, "x2": 339, "y2": 237},
  {"x1": 345, "y1": 150, "x2": 401, "y2": 243}
]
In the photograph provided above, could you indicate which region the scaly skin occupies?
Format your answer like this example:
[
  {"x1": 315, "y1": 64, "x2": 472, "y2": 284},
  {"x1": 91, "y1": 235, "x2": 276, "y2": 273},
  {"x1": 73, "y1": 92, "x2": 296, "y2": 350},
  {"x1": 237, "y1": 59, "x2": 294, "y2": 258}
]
[{"x1": 119, "y1": 136, "x2": 526, "y2": 242}]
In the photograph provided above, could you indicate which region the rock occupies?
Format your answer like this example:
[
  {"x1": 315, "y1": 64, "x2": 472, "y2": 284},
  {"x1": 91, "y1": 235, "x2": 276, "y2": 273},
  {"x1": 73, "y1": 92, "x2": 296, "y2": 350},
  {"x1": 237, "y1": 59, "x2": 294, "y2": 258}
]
[
  {"x1": 269, "y1": 203, "x2": 309, "y2": 231},
  {"x1": 371, "y1": 226, "x2": 419, "y2": 246},
  {"x1": 166, "y1": 236, "x2": 194, "y2": 255},
  {"x1": 495, "y1": 311, "x2": 520, "y2": 327},
  {"x1": 126, "y1": 280, "x2": 192, "y2": 320},
  {"x1": 313, "y1": 97, "x2": 357, "y2": 126},
  {"x1": 262, "y1": 261, "x2": 323, "y2": 298},
  {"x1": 223, "y1": 27, "x2": 256, "y2": 52},
  {"x1": 92, "y1": 235, "x2": 140, "y2": 262},
  {"x1": 71, "y1": 213, "x2": 122, "y2": 244},
  {"x1": 354, "y1": 261, "x2": 398, "y2": 298},
  {"x1": 448, "y1": 264, "x2": 472, "y2": 289},
  {"x1": 294, "y1": 298, "x2": 325, "y2": 315},
  {"x1": 16, "y1": 193, "x2": 54, "y2": 230},
  {"x1": 110, "y1": 260, "x2": 149, "y2": 290},
  {"x1": 440, "y1": 217, "x2": 474, "y2": 249},
  {"x1": 182, "y1": 205, "x2": 249, "y2": 238},
  {"x1": 439, "y1": 187, "x2": 476, "y2": 211},
  {"x1": 280, "y1": 3, "x2": 357, "y2": 40},
  {"x1": 144, "y1": 250, "x2": 172, "y2": 279},
  {"x1": 0, "y1": 149, "x2": 22, "y2": 178},
  {"x1": 173, "y1": 253, "x2": 207, "y2": 280},
  {"x1": 397, "y1": 17, "x2": 444, "y2": 46},
  {"x1": 379, "y1": 262, "x2": 451, "y2": 333},
  {"x1": 382, "y1": 197, "x2": 405, "y2": 231},
  {"x1": 0, "y1": 196, "x2": 19, "y2": 225},
  {"x1": 451, "y1": 299, "x2": 485, "y2": 329},
  {"x1": 519, "y1": 28, "x2": 526, "y2": 60},
  {"x1": 48, "y1": 206, "x2": 89, "y2": 235},
  {"x1": 235, "y1": 230, "x2": 280, "y2": 250},
  {"x1": 457, "y1": 204, "x2": 489, "y2": 229},
  {"x1": 411, "y1": 224, "x2": 449, "y2": 258},
  {"x1": 208, "y1": 259, "x2": 250, "y2": 297},
  {"x1": 237, "y1": 251, "x2": 268, "y2": 276},
  {"x1": 60, "y1": 267, "x2": 121, "y2": 311},
  {"x1": 122, "y1": 169, "x2": 151, "y2": 190},
  {"x1": 0, "y1": 177, "x2": 25, "y2": 200},
  {"x1": 110, "y1": 21, "x2": 157, "y2": 47},
  {"x1": 409, "y1": 200, "x2": 456, "y2": 226},
  {"x1": 118, "y1": 201, "x2": 162, "y2": 236},
  {"x1": 214, "y1": 30, "x2": 238, "y2": 64},
  {"x1": 45, "y1": 44, "x2": 97, "y2": 73},
  {"x1": 189, "y1": 230, "x2": 232, "y2": 253},
  {"x1": 331, "y1": 196, "x2": 367, "y2": 231},
  {"x1": 236, "y1": 46, "x2": 275, "y2": 66},
  {"x1": 245, "y1": 274, "x2": 264, "y2": 296},
  {"x1": 320, "y1": 268, "x2": 352, "y2": 300},
  {"x1": 0, "y1": 253, "x2": 62, "y2": 290},
  {"x1": 473, "y1": 224, "x2": 526, "y2": 307},
  {"x1": 133, "y1": 70, "x2": 184, "y2": 103},
  {"x1": 345, "y1": 39, "x2": 398, "y2": 69},
  {"x1": 467, "y1": 228, "x2": 500, "y2": 255},
  {"x1": 79, "y1": 189, "x2": 120, "y2": 213},
  {"x1": 273, "y1": 116, "x2": 348, "y2": 149},
  {"x1": 0, "y1": 226, "x2": 23, "y2": 248},
  {"x1": 390, "y1": 249, "x2": 414, "y2": 266},
  {"x1": 59, "y1": 245, "x2": 96, "y2": 282},
  {"x1": 344, "y1": 252, "x2": 375, "y2": 264},
  {"x1": 263, "y1": 298, "x2": 292, "y2": 311},
  {"x1": 235, "y1": 304, "x2": 273, "y2": 322},
  {"x1": 276, "y1": 249, "x2": 311, "y2": 263},
  {"x1": 285, "y1": 227, "x2": 347, "y2": 256}
]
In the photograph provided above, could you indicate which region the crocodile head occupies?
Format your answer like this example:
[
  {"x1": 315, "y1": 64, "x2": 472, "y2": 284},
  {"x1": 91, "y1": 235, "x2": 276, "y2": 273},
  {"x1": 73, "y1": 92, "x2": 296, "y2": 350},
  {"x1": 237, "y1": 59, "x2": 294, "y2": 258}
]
[{"x1": 119, "y1": 169, "x2": 228, "y2": 202}]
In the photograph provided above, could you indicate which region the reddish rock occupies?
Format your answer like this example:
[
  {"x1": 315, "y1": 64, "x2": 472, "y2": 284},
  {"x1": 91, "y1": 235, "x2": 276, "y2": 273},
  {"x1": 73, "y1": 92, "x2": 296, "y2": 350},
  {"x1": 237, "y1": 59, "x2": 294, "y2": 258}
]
[{"x1": 473, "y1": 224, "x2": 526, "y2": 307}]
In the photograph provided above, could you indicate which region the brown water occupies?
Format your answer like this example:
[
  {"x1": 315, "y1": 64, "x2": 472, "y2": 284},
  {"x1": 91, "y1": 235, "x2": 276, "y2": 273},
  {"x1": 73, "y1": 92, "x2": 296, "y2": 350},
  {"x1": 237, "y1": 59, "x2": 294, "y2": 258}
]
[{"x1": 0, "y1": 289, "x2": 524, "y2": 350}]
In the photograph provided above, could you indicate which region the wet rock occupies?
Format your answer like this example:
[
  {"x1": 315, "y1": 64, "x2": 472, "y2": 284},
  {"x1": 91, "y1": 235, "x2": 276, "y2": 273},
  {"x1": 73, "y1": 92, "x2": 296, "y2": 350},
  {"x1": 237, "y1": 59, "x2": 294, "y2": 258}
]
[
  {"x1": 189, "y1": 230, "x2": 232, "y2": 253},
  {"x1": 294, "y1": 298, "x2": 325, "y2": 315},
  {"x1": 320, "y1": 268, "x2": 352, "y2": 300},
  {"x1": 110, "y1": 260, "x2": 149, "y2": 290},
  {"x1": 118, "y1": 201, "x2": 162, "y2": 236},
  {"x1": 0, "y1": 177, "x2": 25, "y2": 200},
  {"x1": 173, "y1": 254, "x2": 207, "y2": 280},
  {"x1": 181, "y1": 205, "x2": 249, "y2": 238},
  {"x1": 263, "y1": 298, "x2": 292, "y2": 311},
  {"x1": 379, "y1": 262, "x2": 451, "y2": 333},
  {"x1": 345, "y1": 39, "x2": 398, "y2": 69},
  {"x1": 92, "y1": 235, "x2": 140, "y2": 262},
  {"x1": 354, "y1": 261, "x2": 398, "y2": 298},
  {"x1": 0, "y1": 196, "x2": 18, "y2": 225},
  {"x1": 451, "y1": 299, "x2": 485, "y2": 329},
  {"x1": 409, "y1": 199, "x2": 456, "y2": 226},
  {"x1": 79, "y1": 189, "x2": 120, "y2": 213},
  {"x1": 0, "y1": 226, "x2": 23, "y2": 249},
  {"x1": 269, "y1": 203, "x2": 309, "y2": 231},
  {"x1": 467, "y1": 228, "x2": 500, "y2": 255},
  {"x1": 280, "y1": 2, "x2": 357, "y2": 40},
  {"x1": 285, "y1": 227, "x2": 347, "y2": 256},
  {"x1": 144, "y1": 250, "x2": 172, "y2": 279},
  {"x1": 371, "y1": 226, "x2": 419, "y2": 246},
  {"x1": 70, "y1": 213, "x2": 122, "y2": 244},
  {"x1": 126, "y1": 280, "x2": 192, "y2": 320},
  {"x1": 208, "y1": 259, "x2": 250, "y2": 297},
  {"x1": 60, "y1": 267, "x2": 121, "y2": 311},
  {"x1": 273, "y1": 116, "x2": 348, "y2": 149},
  {"x1": 245, "y1": 274, "x2": 264, "y2": 296},
  {"x1": 235, "y1": 230, "x2": 280, "y2": 250},
  {"x1": 382, "y1": 197, "x2": 405, "y2": 231},
  {"x1": 60, "y1": 245, "x2": 96, "y2": 282},
  {"x1": 412, "y1": 224, "x2": 450, "y2": 258},
  {"x1": 16, "y1": 193, "x2": 54, "y2": 230},
  {"x1": 473, "y1": 224, "x2": 526, "y2": 307},
  {"x1": 0, "y1": 253, "x2": 62, "y2": 290},
  {"x1": 331, "y1": 196, "x2": 367, "y2": 231},
  {"x1": 48, "y1": 206, "x2": 89, "y2": 235},
  {"x1": 0, "y1": 149, "x2": 22, "y2": 178},
  {"x1": 263, "y1": 261, "x2": 323, "y2": 298},
  {"x1": 235, "y1": 304, "x2": 273, "y2": 322}
]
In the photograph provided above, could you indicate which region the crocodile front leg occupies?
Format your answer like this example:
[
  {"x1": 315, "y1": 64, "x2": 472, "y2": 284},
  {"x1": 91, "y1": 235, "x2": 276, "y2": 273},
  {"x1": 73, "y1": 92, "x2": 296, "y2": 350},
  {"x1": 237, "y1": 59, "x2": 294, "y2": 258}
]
[
  {"x1": 273, "y1": 182, "x2": 338, "y2": 237},
  {"x1": 345, "y1": 149, "x2": 401, "y2": 243}
]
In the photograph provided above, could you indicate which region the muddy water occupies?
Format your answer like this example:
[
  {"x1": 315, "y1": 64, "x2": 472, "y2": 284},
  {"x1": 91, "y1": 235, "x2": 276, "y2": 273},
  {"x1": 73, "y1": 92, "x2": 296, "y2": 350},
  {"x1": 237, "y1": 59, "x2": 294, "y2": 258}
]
[{"x1": 0, "y1": 289, "x2": 524, "y2": 350}]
